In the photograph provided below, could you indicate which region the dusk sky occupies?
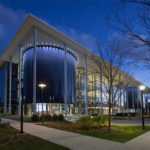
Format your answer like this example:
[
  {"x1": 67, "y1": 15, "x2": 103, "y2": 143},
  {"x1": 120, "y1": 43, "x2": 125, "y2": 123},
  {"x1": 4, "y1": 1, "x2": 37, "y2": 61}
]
[{"x1": 0, "y1": 0, "x2": 150, "y2": 87}]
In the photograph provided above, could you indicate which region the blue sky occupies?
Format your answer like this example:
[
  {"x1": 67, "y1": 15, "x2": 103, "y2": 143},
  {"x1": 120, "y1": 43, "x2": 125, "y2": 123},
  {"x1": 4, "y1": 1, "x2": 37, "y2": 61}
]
[
  {"x1": 0, "y1": 0, "x2": 150, "y2": 86},
  {"x1": 0, "y1": 0, "x2": 114, "y2": 52}
]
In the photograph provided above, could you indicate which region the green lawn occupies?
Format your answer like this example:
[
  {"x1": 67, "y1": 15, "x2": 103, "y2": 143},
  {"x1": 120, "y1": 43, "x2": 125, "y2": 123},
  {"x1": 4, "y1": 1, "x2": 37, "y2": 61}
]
[
  {"x1": 43, "y1": 121, "x2": 150, "y2": 143},
  {"x1": 80, "y1": 126, "x2": 150, "y2": 143},
  {"x1": 0, "y1": 113, "x2": 31, "y2": 122},
  {"x1": 0, "y1": 123, "x2": 70, "y2": 150},
  {"x1": 1, "y1": 113, "x2": 150, "y2": 143}
]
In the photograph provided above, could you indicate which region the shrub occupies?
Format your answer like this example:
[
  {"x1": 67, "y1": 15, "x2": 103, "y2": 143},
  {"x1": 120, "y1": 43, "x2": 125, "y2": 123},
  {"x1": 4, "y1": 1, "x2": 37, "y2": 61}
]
[
  {"x1": 116, "y1": 112, "x2": 137, "y2": 117},
  {"x1": 94, "y1": 116, "x2": 108, "y2": 127},
  {"x1": 129, "y1": 112, "x2": 136, "y2": 117},
  {"x1": 76, "y1": 115, "x2": 109, "y2": 129},
  {"x1": 132, "y1": 113, "x2": 136, "y2": 116},
  {"x1": 40, "y1": 114, "x2": 60, "y2": 121},
  {"x1": 52, "y1": 115, "x2": 58, "y2": 121},
  {"x1": 57, "y1": 114, "x2": 64, "y2": 121},
  {"x1": 116, "y1": 113, "x2": 125, "y2": 116},
  {"x1": 23, "y1": 116, "x2": 31, "y2": 122},
  {"x1": 44, "y1": 114, "x2": 52, "y2": 121},
  {"x1": 31, "y1": 115, "x2": 39, "y2": 122},
  {"x1": 76, "y1": 116, "x2": 93, "y2": 128},
  {"x1": 38, "y1": 114, "x2": 64, "y2": 121},
  {"x1": 0, "y1": 113, "x2": 11, "y2": 118}
]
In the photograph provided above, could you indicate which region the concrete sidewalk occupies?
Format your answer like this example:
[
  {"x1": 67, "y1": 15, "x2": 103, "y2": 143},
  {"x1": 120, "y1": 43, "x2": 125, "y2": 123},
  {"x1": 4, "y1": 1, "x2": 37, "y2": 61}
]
[
  {"x1": 1, "y1": 119, "x2": 150, "y2": 150},
  {"x1": 117, "y1": 130, "x2": 150, "y2": 150}
]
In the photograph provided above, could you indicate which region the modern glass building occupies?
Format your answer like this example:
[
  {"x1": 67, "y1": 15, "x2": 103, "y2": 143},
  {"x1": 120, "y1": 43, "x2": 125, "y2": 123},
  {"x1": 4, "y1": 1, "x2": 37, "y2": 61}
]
[{"x1": 0, "y1": 15, "x2": 149, "y2": 116}]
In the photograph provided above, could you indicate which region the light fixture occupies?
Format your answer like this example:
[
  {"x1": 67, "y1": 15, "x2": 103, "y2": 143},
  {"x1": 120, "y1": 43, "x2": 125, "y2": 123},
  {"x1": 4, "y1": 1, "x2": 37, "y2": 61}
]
[
  {"x1": 139, "y1": 85, "x2": 145, "y2": 129},
  {"x1": 139, "y1": 85, "x2": 146, "y2": 91},
  {"x1": 38, "y1": 83, "x2": 46, "y2": 88},
  {"x1": 38, "y1": 83, "x2": 46, "y2": 125}
]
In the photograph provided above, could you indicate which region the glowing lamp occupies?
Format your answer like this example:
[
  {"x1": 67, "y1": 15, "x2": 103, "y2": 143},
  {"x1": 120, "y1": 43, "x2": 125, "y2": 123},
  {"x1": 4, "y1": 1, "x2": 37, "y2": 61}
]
[
  {"x1": 38, "y1": 83, "x2": 46, "y2": 88},
  {"x1": 139, "y1": 85, "x2": 145, "y2": 91}
]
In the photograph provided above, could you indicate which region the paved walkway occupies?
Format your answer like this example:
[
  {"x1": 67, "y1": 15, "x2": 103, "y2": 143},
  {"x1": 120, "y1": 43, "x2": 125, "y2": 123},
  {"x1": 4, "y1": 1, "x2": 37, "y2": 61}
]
[{"x1": 1, "y1": 119, "x2": 150, "y2": 150}]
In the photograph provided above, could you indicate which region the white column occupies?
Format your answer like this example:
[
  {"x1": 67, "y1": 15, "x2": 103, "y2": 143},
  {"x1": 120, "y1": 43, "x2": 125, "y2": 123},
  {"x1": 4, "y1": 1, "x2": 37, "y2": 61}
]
[
  {"x1": 123, "y1": 88, "x2": 126, "y2": 110},
  {"x1": 38, "y1": 103, "x2": 39, "y2": 114},
  {"x1": 137, "y1": 87, "x2": 139, "y2": 112},
  {"x1": 119, "y1": 74, "x2": 121, "y2": 108},
  {"x1": 70, "y1": 105, "x2": 72, "y2": 115},
  {"x1": 49, "y1": 103, "x2": 51, "y2": 114},
  {"x1": 100, "y1": 63, "x2": 103, "y2": 114},
  {"x1": 4, "y1": 62, "x2": 8, "y2": 113},
  {"x1": 33, "y1": 27, "x2": 37, "y2": 114},
  {"x1": 51, "y1": 103, "x2": 52, "y2": 113},
  {"x1": 148, "y1": 94, "x2": 150, "y2": 115},
  {"x1": 111, "y1": 86, "x2": 114, "y2": 114},
  {"x1": 9, "y1": 56, "x2": 12, "y2": 114},
  {"x1": 85, "y1": 55, "x2": 88, "y2": 116},
  {"x1": 126, "y1": 87, "x2": 129, "y2": 112},
  {"x1": 132, "y1": 87, "x2": 134, "y2": 110},
  {"x1": 59, "y1": 104, "x2": 61, "y2": 114},
  {"x1": 46, "y1": 103, "x2": 48, "y2": 114},
  {"x1": 120, "y1": 88, "x2": 121, "y2": 107},
  {"x1": 64, "y1": 48, "x2": 67, "y2": 117},
  {"x1": 18, "y1": 48, "x2": 22, "y2": 116}
]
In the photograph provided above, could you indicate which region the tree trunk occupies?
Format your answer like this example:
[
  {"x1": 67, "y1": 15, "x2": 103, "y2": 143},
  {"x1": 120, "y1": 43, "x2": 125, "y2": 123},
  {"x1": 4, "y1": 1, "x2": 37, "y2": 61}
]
[{"x1": 108, "y1": 96, "x2": 111, "y2": 132}]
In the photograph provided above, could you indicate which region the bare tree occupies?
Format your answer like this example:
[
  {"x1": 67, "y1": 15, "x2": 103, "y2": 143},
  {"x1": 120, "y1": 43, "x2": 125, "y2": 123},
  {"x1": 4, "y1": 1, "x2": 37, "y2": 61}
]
[
  {"x1": 123, "y1": 0, "x2": 150, "y2": 7},
  {"x1": 90, "y1": 35, "x2": 135, "y2": 132},
  {"x1": 109, "y1": 0, "x2": 150, "y2": 68}
]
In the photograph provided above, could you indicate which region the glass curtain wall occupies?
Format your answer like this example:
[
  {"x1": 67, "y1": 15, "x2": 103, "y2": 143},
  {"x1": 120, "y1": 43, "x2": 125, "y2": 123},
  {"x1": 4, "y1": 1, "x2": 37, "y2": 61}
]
[
  {"x1": 127, "y1": 87, "x2": 141, "y2": 112},
  {"x1": 23, "y1": 46, "x2": 76, "y2": 116},
  {"x1": 0, "y1": 67, "x2": 4, "y2": 112},
  {"x1": 7, "y1": 63, "x2": 18, "y2": 114},
  {"x1": 23, "y1": 46, "x2": 76, "y2": 104},
  {"x1": 76, "y1": 68, "x2": 127, "y2": 115}
]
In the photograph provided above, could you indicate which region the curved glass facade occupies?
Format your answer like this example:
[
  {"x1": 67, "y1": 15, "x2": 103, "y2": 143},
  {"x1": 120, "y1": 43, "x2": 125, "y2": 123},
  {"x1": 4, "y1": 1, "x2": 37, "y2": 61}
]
[{"x1": 23, "y1": 46, "x2": 76, "y2": 104}]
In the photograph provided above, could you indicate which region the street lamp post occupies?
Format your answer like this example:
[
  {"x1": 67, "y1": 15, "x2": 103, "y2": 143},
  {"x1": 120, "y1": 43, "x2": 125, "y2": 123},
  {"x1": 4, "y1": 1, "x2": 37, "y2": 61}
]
[
  {"x1": 20, "y1": 97, "x2": 24, "y2": 134},
  {"x1": 139, "y1": 85, "x2": 146, "y2": 130},
  {"x1": 38, "y1": 83, "x2": 46, "y2": 125}
]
